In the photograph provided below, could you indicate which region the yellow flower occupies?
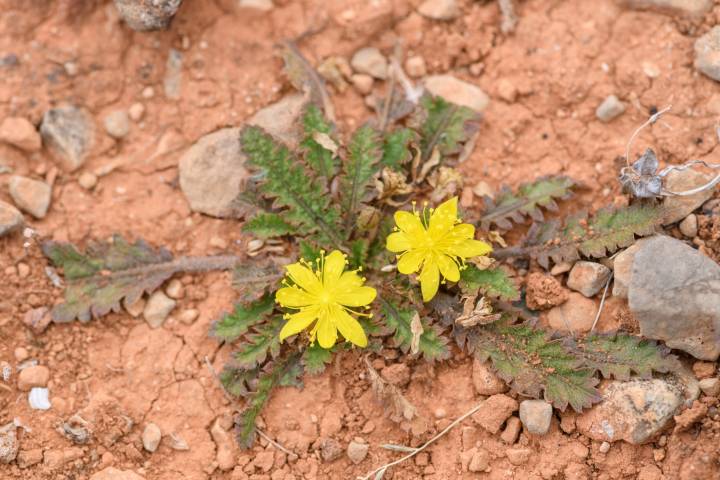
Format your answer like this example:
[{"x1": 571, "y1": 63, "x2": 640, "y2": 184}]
[
  {"x1": 386, "y1": 196, "x2": 492, "y2": 302},
  {"x1": 276, "y1": 250, "x2": 376, "y2": 349}
]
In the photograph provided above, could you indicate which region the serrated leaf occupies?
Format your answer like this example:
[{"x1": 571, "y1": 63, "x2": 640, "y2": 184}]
[
  {"x1": 412, "y1": 94, "x2": 480, "y2": 162},
  {"x1": 300, "y1": 104, "x2": 338, "y2": 178},
  {"x1": 42, "y1": 236, "x2": 238, "y2": 323},
  {"x1": 341, "y1": 125, "x2": 383, "y2": 229},
  {"x1": 211, "y1": 294, "x2": 275, "y2": 342},
  {"x1": 480, "y1": 177, "x2": 576, "y2": 231},
  {"x1": 459, "y1": 265, "x2": 520, "y2": 301},
  {"x1": 240, "y1": 126, "x2": 344, "y2": 247},
  {"x1": 381, "y1": 128, "x2": 416, "y2": 171},
  {"x1": 381, "y1": 299, "x2": 450, "y2": 362},
  {"x1": 348, "y1": 238, "x2": 369, "y2": 269},
  {"x1": 235, "y1": 352, "x2": 303, "y2": 448},
  {"x1": 302, "y1": 343, "x2": 332, "y2": 375},
  {"x1": 468, "y1": 322, "x2": 600, "y2": 411},
  {"x1": 565, "y1": 333, "x2": 678, "y2": 381},
  {"x1": 243, "y1": 213, "x2": 294, "y2": 238},
  {"x1": 518, "y1": 203, "x2": 663, "y2": 269},
  {"x1": 233, "y1": 316, "x2": 284, "y2": 369},
  {"x1": 279, "y1": 40, "x2": 335, "y2": 121},
  {"x1": 219, "y1": 365, "x2": 259, "y2": 397}
]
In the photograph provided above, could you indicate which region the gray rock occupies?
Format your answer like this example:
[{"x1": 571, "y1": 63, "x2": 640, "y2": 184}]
[
  {"x1": 661, "y1": 169, "x2": 715, "y2": 224},
  {"x1": 418, "y1": 0, "x2": 461, "y2": 20},
  {"x1": 697, "y1": 26, "x2": 720, "y2": 82},
  {"x1": 576, "y1": 379, "x2": 684, "y2": 444},
  {"x1": 350, "y1": 47, "x2": 388, "y2": 80},
  {"x1": 179, "y1": 95, "x2": 305, "y2": 218},
  {"x1": 103, "y1": 110, "x2": 130, "y2": 139},
  {"x1": 0, "y1": 201, "x2": 23, "y2": 237},
  {"x1": 424, "y1": 75, "x2": 489, "y2": 112},
  {"x1": 346, "y1": 440, "x2": 369, "y2": 464},
  {"x1": 625, "y1": 0, "x2": 712, "y2": 16},
  {"x1": 679, "y1": 213, "x2": 698, "y2": 238},
  {"x1": 143, "y1": 291, "x2": 176, "y2": 328},
  {"x1": 114, "y1": 0, "x2": 183, "y2": 31},
  {"x1": 8, "y1": 176, "x2": 51, "y2": 219},
  {"x1": 142, "y1": 423, "x2": 162, "y2": 452},
  {"x1": 595, "y1": 95, "x2": 625, "y2": 122},
  {"x1": 629, "y1": 236, "x2": 720, "y2": 360},
  {"x1": 567, "y1": 261, "x2": 611, "y2": 297},
  {"x1": 163, "y1": 49, "x2": 183, "y2": 100},
  {"x1": 699, "y1": 377, "x2": 720, "y2": 396},
  {"x1": 40, "y1": 105, "x2": 95, "y2": 172},
  {"x1": 0, "y1": 422, "x2": 18, "y2": 464},
  {"x1": 519, "y1": 400, "x2": 553, "y2": 435},
  {"x1": 611, "y1": 240, "x2": 652, "y2": 298},
  {"x1": 320, "y1": 437, "x2": 343, "y2": 462}
]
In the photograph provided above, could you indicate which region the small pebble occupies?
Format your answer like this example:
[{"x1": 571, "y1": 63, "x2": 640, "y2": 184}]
[
  {"x1": 351, "y1": 47, "x2": 388, "y2": 80},
  {"x1": 699, "y1": 377, "x2": 720, "y2": 396},
  {"x1": 103, "y1": 110, "x2": 130, "y2": 139},
  {"x1": 165, "y1": 279, "x2": 185, "y2": 299},
  {"x1": 142, "y1": 86, "x2": 155, "y2": 99},
  {"x1": 178, "y1": 309, "x2": 199, "y2": 325},
  {"x1": 351, "y1": 74, "x2": 374, "y2": 95},
  {"x1": 209, "y1": 236, "x2": 228, "y2": 249},
  {"x1": 679, "y1": 214, "x2": 698, "y2": 238},
  {"x1": 142, "y1": 423, "x2": 162, "y2": 452},
  {"x1": 434, "y1": 408, "x2": 447, "y2": 419},
  {"x1": 346, "y1": 440, "x2": 369, "y2": 464},
  {"x1": 519, "y1": 400, "x2": 553, "y2": 435},
  {"x1": 405, "y1": 56, "x2": 427, "y2": 78},
  {"x1": 128, "y1": 102, "x2": 146, "y2": 121},
  {"x1": 17, "y1": 262, "x2": 29, "y2": 278},
  {"x1": 599, "y1": 441, "x2": 610, "y2": 453},
  {"x1": 14, "y1": 347, "x2": 29, "y2": 362},
  {"x1": 595, "y1": 95, "x2": 625, "y2": 122},
  {"x1": 123, "y1": 297, "x2": 146, "y2": 318},
  {"x1": 78, "y1": 172, "x2": 98, "y2": 190}
]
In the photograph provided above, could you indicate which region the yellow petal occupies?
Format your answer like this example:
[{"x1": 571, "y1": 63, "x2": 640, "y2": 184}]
[
  {"x1": 335, "y1": 286, "x2": 377, "y2": 307},
  {"x1": 332, "y1": 305, "x2": 368, "y2": 347},
  {"x1": 279, "y1": 307, "x2": 318, "y2": 341},
  {"x1": 397, "y1": 249, "x2": 425, "y2": 274},
  {"x1": 286, "y1": 262, "x2": 322, "y2": 295},
  {"x1": 323, "y1": 250, "x2": 346, "y2": 285},
  {"x1": 429, "y1": 196, "x2": 458, "y2": 235},
  {"x1": 446, "y1": 239, "x2": 493, "y2": 259},
  {"x1": 394, "y1": 210, "x2": 425, "y2": 235},
  {"x1": 276, "y1": 287, "x2": 316, "y2": 308},
  {"x1": 419, "y1": 260, "x2": 440, "y2": 302},
  {"x1": 335, "y1": 271, "x2": 363, "y2": 291},
  {"x1": 386, "y1": 232, "x2": 412, "y2": 252},
  {"x1": 437, "y1": 254, "x2": 460, "y2": 282},
  {"x1": 316, "y1": 314, "x2": 338, "y2": 349},
  {"x1": 448, "y1": 223, "x2": 475, "y2": 239}
]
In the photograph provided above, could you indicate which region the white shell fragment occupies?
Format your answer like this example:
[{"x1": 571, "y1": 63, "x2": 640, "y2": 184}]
[{"x1": 28, "y1": 388, "x2": 51, "y2": 410}]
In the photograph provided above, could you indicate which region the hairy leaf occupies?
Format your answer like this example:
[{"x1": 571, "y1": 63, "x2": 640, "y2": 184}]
[
  {"x1": 459, "y1": 265, "x2": 520, "y2": 301},
  {"x1": 279, "y1": 40, "x2": 335, "y2": 121},
  {"x1": 240, "y1": 126, "x2": 343, "y2": 247},
  {"x1": 341, "y1": 125, "x2": 383, "y2": 229},
  {"x1": 211, "y1": 294, "x2": 275, "y2": 342},
  {"x1": 381, "y1": 299, "x2": 450, "y2": 362},
  {"x1": 468, "y1": 322, "x2": 600, "y2": 411},
  {"x1": 302, "y1": 343, "x2": 332, "y2": 375},
  {"x1": 300, "y1": 105, "x2": 338, "y2": 178},
  {"x1": 349, "y1": 238, "x2": 370, "y2": 269},
  {"x1": 220, "y1": 365, "x2": 259, "y2": 397},
  {"x1": 480, "y1": 177, "x2": 576, "y2": 231},
  {"x1": 565, "y1": 333, "x2": 677, "y2": 381},
  {"x1": 233, "y1": 260, "x2": 284, "y2": 303},
  {"x1": 42, "y1": 236, "x2": 238, "y2": 323},
  {"x1": 233, "y1": 316, "x2": 284, "y2": 369},
  {"x1": 243, "y1": 213, "x2": 294, "y2": 238},
  {"x1": 381, "y1": 128, "x2": 416, "y2": 171},
  {"x1": 516, "y1": 203, "x2": 663, "y2": 269},
  {"x1": 412, "y1": 94, "x2": 480, "y2": 162},
  {"x1": 235, "y1": 353, "x2": 303, "y2": 448}
]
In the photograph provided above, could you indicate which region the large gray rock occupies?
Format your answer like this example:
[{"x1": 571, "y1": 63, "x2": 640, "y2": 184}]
[
  {"x1": 576, "y1": 379, "x2": 684, "y2": 444},
  {"x1": 0, "y1": 201, "x2": 23, "y2": 237},
  {"x1": 40, "y1": 105, "x2": 95, "y2": 172},
  {"x1": 696, "y1": 26, "x2": 720, "y2": 82},
  {"x1": 629, "y1": 236, "x2": 720, "y2": 360},
  {"x1": 114, "y1": 0, "x2": 183, "y2": 31},
  {"x1": 179, "y1": 94, "x2": 305, "y2": 218}
]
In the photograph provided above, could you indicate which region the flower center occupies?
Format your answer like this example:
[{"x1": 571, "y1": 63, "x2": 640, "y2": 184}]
[{"x1": 318, "y1": 290, "x2": 333, "y2": 305}]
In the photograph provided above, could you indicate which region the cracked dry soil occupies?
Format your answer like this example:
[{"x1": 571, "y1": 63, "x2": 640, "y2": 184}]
[{"x1": 2, "y1": 0, "x2": 720, "y2": 479}]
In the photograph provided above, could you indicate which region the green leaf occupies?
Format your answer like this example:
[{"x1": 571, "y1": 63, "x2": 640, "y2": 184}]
[
  {"x1": 235, "y1": 353, "x2": 303, "y2": 448},
  {"x1": 520, "y1": 203, "x2": 663, "y2": 269},
  {"x1": 468, "y1": 322, "x2": 600, "y2": 412},
  {"x1": 243, "y1": 213, "x2": 294, "y2": 238},
  {"x1": 298, "y1": 241, "x2": 322, "y2": 264},
  {"x1": 348, "y1": 239, "x2": 369, "y2": 269},
  {"x1": 459, "y1": 266, "x2": 520, "y2": 301},
  {"x1": 341, "y1": 125, "x2": 383, "y2": 228},
  {"x1": 479, "y1": 177, "x2": 576, "y2": 231},
  {"x1": 240, "y1": 126, "x2": 343, "y2": 247},
  {"x1": 413, "y1": 94, "x2": 480, "y2": 161},
  {"x1": 302, "y1": 343, "x2": 332, "y2": 375},
  {"x1": 219, "y1": 365, "x2": 259, "y2": 397},
  {"x1": 381, "y1": 128, "x2": 416, "y2": 171},
  {"x1": 233, "y1": 317, "x2": 283, "y2": 369},
  {"x1": 300, "y1": 104, "x2": 338, "y2": 178},
  {"x1": 565, "y1": 333, "x2": 678, "y2": 381},
  {"x1": 381, "y1": 299, "x2": 450, "y2": 362},
  {"x1": 211, "y1": 294, "x2": 275, "y2": 342}
]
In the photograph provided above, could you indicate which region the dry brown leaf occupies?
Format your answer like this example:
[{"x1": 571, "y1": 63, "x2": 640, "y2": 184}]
[
  {"x1": 312, "y1": 132, "x2": 338, "y2": 157},
  {"x1": 410, "y1": 312, "x2": 424, "y2": 355},
  {"x1": 416, "y1": 147, "x2": 441, "y2": 183},
  {"x1": 469, "y1": 255, "x2": 496, "y2": 270},
  {"x1": 375, "y1": 168, "x2": 413, "y2": 205},
  {"x1": 428, "y1": 166, "x2": 463, "y2": 203},
  {"x1": 487, "y1": 230, "x2": 508, "y2": 248},
  {"x1": 366, "y1": 358, "x2": 417, "y2": 423},
  {"x1": 455, "y1": 295, "x2": 501, "y2": 327}
]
